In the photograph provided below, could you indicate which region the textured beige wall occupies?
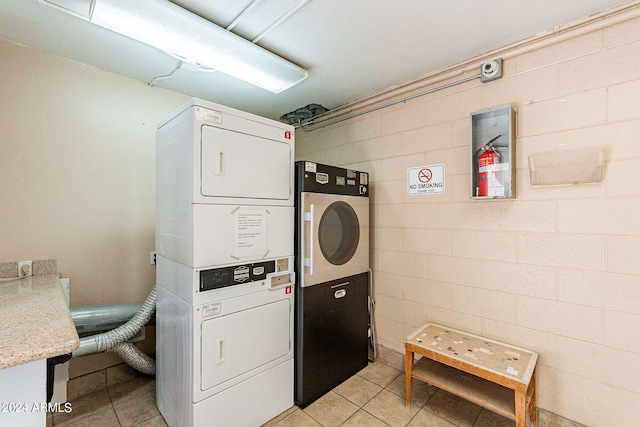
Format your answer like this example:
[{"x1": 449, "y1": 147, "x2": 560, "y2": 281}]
[
  {"x1": 0, "y1": 40, "x2": 189, "y2": 376},
  {"x1": 0, "y1": 40, "x2": 188, "y2": 306},
  {"x1": 296, "y1": 9, "x2": 640, "y2": 427}
]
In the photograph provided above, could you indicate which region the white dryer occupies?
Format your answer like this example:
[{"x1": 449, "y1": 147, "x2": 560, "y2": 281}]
[
  {"x1": 155, "y1": 99, "x2": 295, "y2": 427},
  {"x1": 156, "y1": 100, "x2": 294, "y2": 269}
]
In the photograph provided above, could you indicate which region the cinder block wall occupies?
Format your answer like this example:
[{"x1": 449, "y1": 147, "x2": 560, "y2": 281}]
[{"x1": 296, "y1": 7, "x2": 640, "y2": 426}]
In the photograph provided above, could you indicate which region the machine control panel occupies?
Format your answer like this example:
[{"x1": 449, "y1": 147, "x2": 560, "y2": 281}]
[
  {"x1": 297, "y1": 161, "x2": 369, "y2": 197},
  {"x1": 200, "y1": 260, "x2": 276, "y2": 292},
  {"x1": 199, "y1": 257, "x2": 294, "y2": 292}
]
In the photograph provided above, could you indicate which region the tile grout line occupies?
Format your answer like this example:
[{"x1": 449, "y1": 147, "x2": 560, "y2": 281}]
[{"x1": 335, "y1": 381, "x2": 387, "y2": 427}]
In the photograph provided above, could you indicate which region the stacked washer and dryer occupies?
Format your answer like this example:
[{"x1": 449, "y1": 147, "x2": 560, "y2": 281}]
[
  {"x1": 154, "y1": 99, "x2": 371, "y2": 426},
  {"x1": 155, "y1": 99, "x2": 297, "y2": 427}
]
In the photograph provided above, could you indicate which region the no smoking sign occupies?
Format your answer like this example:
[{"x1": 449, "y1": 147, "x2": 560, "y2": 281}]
[{"x1": 407, "y1": 164, "x2": 445, "y2": 195}]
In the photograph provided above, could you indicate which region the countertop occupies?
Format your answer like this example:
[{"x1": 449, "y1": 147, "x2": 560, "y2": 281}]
[{"x1": 0, "y1": 274, "x2": 79, "y2": 369}]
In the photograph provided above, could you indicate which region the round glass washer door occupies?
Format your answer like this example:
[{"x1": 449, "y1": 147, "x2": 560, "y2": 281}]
[{"x1": 318, "y1": 201, "x2": 360, "y2": 265}]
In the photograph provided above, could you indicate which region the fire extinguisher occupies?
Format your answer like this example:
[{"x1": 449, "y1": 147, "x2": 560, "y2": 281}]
[{"x1": 476, "y1": 135, "x2": 502, "y2": 197}]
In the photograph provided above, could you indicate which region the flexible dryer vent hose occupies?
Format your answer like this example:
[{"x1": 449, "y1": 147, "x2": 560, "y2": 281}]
[
  {"x1": 108, "y1": 342, "x2": 156, "y2": 375},
  {"x1": 72, "y1": 286, "x2": 157, "y2": 375}
]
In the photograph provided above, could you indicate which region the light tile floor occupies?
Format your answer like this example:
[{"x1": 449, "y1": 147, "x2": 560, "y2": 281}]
[{"x1": 49, "y1": 361, "x2": 515, "y2": 427}]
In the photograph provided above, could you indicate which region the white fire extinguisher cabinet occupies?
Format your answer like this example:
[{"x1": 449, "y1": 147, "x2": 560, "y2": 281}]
[{"x1": 470, "y1": 104, "x2": 516, "y2": 199}]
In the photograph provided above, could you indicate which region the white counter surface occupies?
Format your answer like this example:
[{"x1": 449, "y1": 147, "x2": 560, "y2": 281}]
[{"x1": 0, "y1": 274, "x2": 79, "y2": 369}]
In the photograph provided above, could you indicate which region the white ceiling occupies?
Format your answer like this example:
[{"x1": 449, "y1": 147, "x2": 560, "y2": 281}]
[{"x1": 0, "y1": 0, "x2": 633, "y2": 120}]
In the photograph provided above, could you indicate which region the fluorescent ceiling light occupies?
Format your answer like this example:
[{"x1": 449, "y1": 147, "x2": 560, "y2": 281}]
[{"x1": 43, "y1": 0, "x2": 308, "y2": 93}]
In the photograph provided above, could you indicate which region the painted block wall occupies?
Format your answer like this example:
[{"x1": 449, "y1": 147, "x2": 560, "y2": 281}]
[{"x1": 296, "y1": 10, "x2": 640, "y2": 427}]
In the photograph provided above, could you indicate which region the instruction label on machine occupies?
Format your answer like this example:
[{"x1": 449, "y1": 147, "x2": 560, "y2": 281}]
[
  {"x1": 407, "y1": 164, "x2": 445, "y2": 195},
  {"x1": 234, "y1": 209, "x2": 267, "y2": 258}
]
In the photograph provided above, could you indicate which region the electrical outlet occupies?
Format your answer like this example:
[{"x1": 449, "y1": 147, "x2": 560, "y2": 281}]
[
  {"x1": 150, "y1": 251, "x2": 156, "y2": 265},
  {"x1": 18, "y1": 260, "x2": 32, "y2": 277}
]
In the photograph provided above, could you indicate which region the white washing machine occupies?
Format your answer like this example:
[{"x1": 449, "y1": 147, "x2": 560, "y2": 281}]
[{"x1": 155, "y1": 99, "x2": 295, "y2": 427}]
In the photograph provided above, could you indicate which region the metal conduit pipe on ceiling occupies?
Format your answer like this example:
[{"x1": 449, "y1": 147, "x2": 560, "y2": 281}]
[
  {"x1": 226, "y1": 0, "x2": 312, "y2": 43},
  {"x1": 299, "y1": 0, "x2": 640, "y2": 131},
  {"x1": 251, "y1": 0, "x2": 311, "y2": 43},
  {"x1": 300, "y1": 74, "x2": 482, "y2": 132},
  {"x1": 226, "y1": 0, "x2": 264, "y2": 31}
]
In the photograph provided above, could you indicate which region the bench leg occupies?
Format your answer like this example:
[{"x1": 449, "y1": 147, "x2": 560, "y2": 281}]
[
  {"x1": 405, "y1": 349, "x2": 413, "y2": 408},
  {"x1": 515, "y1": 390, "x2": 526, "y2": 427},
  {"x1": 528, "y1": 368, "x2": 537, "y2": 426}
]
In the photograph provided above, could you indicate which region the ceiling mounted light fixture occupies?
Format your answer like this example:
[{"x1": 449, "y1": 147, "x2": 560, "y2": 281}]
[{"x1": 40, "y1": 0, "x2": 308, "y2": 93}]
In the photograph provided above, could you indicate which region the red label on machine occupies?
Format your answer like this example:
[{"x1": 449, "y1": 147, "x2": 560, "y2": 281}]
[
  {"x1": 285, "y1": 285, "x2": 292, "y2": 294},
  {"x1": 284, "y1": 131, "x2": 292, "y2": 139}
]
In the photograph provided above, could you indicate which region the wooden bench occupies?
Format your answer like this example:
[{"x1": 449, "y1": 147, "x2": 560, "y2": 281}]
[{"x1": 404, "y1": 323, "x2": 538, "y2": 427}]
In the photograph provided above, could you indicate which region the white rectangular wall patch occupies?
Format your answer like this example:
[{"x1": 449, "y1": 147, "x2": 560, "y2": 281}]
[{"x1": 408, "y1": 164, "x2": 445, "y2": 195}]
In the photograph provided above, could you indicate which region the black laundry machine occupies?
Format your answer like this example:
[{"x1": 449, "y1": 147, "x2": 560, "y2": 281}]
[{"x1": 294, "y1": 161, "x2": 370, "y2": 407}]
